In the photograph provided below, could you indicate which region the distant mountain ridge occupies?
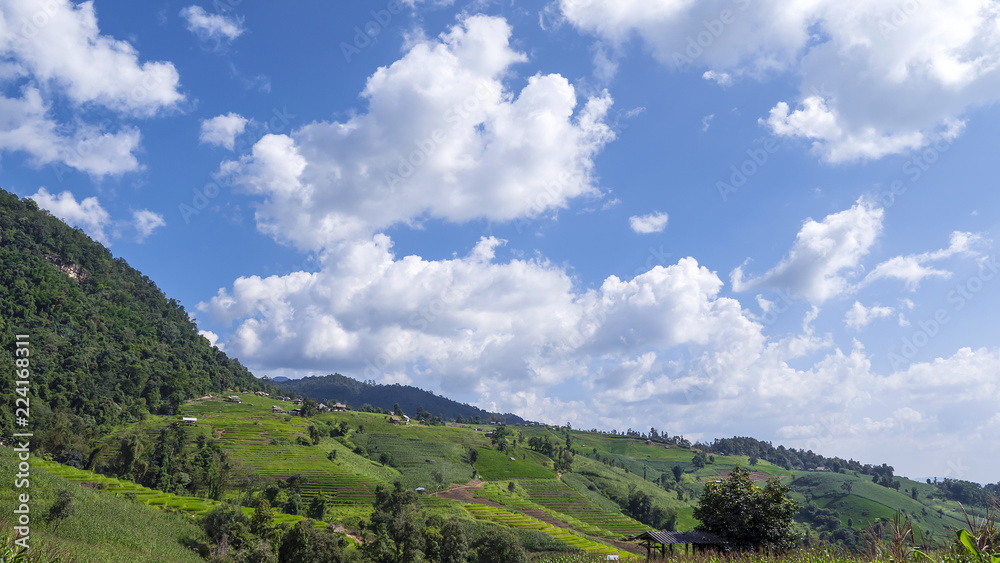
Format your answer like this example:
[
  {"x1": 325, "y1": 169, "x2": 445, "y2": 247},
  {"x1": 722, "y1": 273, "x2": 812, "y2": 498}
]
[{"x1": 270, "y1": 373, "x2": 532, "y2": 425}]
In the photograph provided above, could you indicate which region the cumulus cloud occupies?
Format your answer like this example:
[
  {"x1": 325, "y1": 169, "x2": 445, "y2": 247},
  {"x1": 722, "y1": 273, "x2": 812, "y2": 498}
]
[
  {"x1": 180, "y1": 6, "x2": 245, "y2": 43},
  {"x1": 559, "y1": 0, "x2": 1000, "y2": 162},
  {"x1": 200, "y1": 113, "x2": 249, "y2": 150},
  {"x1": 199, "y1": 234, "x2": 762, "y2": 398},
  {"x1": 628, "y1": 211, "x2": 668, "y2": 234},
  {"x1": 132, "y1": 209, "x2": 166, "y2": 241},
  {"x1": 844, "y1": 301, "x2": 894, "y2": 330},
  {"x1": 863, "y1": 231, "x2": 988, "y2": 289},
  {"x1": 221, "y1": 15, "x2": 615, "y2": 250},
  {"x1": 731, "y1": 199, "x2": 883, "y2": 303},
  {"x1": 0, "y1": 0, "x2": 183, "y2": 115},
  {"x1": 0, "y1": 87, "x2": 141, "y2": 176},
  {"x1": 0, "y1": 0, "x2": 182, "y2": 175},
  {"x1": 761, "y1": 96, "x2": 928, "y2": 163},
  {"x1": 29, "y1": 187, "x2": 111, "y2": 243}
]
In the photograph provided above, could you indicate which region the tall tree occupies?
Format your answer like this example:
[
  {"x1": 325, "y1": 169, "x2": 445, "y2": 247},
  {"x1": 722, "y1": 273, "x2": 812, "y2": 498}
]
[{"x1": 693, "y1": 467, "x2": 799, "y2": 551}]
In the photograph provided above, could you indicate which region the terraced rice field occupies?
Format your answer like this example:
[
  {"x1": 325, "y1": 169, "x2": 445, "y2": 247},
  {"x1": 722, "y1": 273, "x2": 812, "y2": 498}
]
[
  {"x1": 30, "y1": 458, "x2": 318, "y2": 528},
  {"x1": 350, "y1": 432, "x2": 471, "y2": 489},
  {"x1": 519, "y1": 479, "x2": 649, "y2": 537},
  {"x1": 227, "y1": 442, "x2": 379, "y2": 505},
  {"x1": 464, "y1": 504, "x2": 635, "y2": 558}
]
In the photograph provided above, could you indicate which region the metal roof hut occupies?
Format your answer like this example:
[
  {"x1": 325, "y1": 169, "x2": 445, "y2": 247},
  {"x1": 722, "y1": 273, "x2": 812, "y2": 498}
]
[{"x1": 632, "y1": 531, "x2": 724, "y2": 559}]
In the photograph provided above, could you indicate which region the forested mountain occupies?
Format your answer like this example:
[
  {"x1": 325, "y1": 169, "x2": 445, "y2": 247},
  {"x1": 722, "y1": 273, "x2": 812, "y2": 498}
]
[
  {"x1": 0, "y1": 188, "x2": 265, "y2": 463},
  {"x1": 272, "y1": 373, "x2": 531, "y2": 425}
]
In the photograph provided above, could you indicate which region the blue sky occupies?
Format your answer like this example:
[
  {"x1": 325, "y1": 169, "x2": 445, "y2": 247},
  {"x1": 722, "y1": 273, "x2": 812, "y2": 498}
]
[{"x1": 3, "y1": 0, "x2": 1000, "y2": 483}]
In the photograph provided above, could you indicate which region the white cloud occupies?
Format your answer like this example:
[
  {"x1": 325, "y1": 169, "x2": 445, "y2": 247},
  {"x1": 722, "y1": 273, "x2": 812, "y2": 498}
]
[
  {"x1": 731, "y1": 199, "x2": 883, "y2": 303},
  {"x1": 0, "y1": 0, "x2": 182, "y2": 175},
  {"x1": 200, "y1": 235, "x2": 762, "y2": 397},
  {"x1": 628, "y1": 211, "x2": 668, "y2": 234},
  {"x1": 132, "y1": 209, "x2": 166, "y2": 242},
  {"x1": 200, "y1": 113, "x2": 249, "y2": 150},
  {"x1": 29, "y1": 187, "x2": 111, "y2": 244},
  {"x1": 0, "y1": 0, "x2": 183, "y2": 115},
  {"x1": 560, "y1": 0, "x2": 1000, "y2": 163},
  {"x1": 199, "y1": 330, "x2": 223, "y2": 350},
  {"x1": 702, "y1": 70, "x2": 731, "y2": 86},
  {"x1": 222, "y1": 15, "x2": 615, "y2": 251},
  {"x1": 761, "y1": 96, "x2": 928, "y2": 163},
  {"x1": 0, "y1": 87, "x2": 142, "y2": 176},
  {"x1": 863, "y1": 231, "x2": 988, "y2": 289},
  {"x1": 180, "y1": 6, "x2": 244, "y2": 43},
  {"x1": 844, "y1": 301, "x2": 894, "y2": 330}
]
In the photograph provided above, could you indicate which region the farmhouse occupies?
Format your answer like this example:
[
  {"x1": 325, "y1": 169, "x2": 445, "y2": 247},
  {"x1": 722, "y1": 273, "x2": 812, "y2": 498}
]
[
  {"x1": 272, "y1": 406, "x2": 284, "y2": 413},
  {"x1": 388, "y1": 416, "x2": 402, "y2": 424},
  {"x1": 226, "y1": 395, "x2": 241, "y2": 403},
  {"x1": 181, "y1": 417, "x2": 197, "y2": 426},
  {"x1": 332, "y1": 402, "x2": 348, "y2": 411}
]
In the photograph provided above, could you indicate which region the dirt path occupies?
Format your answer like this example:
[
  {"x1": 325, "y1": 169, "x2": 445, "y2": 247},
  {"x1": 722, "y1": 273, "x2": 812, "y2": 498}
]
[{"x1": 430, "y1": 479, "x2": 506, "y2": 507}]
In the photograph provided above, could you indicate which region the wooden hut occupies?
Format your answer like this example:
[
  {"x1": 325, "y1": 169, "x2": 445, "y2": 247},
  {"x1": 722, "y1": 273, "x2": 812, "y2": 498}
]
[{"x1": 631, "y1": 531, "x2": 724, "y2": 559}]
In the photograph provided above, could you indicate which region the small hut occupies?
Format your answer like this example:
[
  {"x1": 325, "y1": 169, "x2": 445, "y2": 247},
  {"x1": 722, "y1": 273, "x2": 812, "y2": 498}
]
[{"x1": 631, "y1": 531, "x2": 724, "y2": 559}]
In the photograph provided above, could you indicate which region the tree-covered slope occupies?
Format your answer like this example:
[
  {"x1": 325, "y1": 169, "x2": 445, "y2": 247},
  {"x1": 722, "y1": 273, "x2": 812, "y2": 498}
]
[
  {"x1": 0, "y1": 188, "x2": 264, "y2": 459},
  {"x1": 273, "y1": 373, "x2": 532, "y2": 425}
]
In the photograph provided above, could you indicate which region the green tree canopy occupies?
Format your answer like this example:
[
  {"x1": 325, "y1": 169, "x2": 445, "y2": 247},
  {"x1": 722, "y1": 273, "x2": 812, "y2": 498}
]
[{"x1": 693, "y1": 466, "x2": 799, "y2": 551}]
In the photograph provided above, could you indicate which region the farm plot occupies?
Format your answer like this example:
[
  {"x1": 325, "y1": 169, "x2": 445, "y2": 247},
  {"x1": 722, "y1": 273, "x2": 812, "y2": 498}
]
[
  {"x1": 464, "y1": 504, "x2": 633, "y2": 559},
  {"x1": 227, "y1": 442, "x2": 379, "y2": 505},
  {"x1": 351, "y1": 432, "x2": 471, "y2": 490},
  {"x1": 519, "y1": 479, "x2": 649, "y2": 537}
]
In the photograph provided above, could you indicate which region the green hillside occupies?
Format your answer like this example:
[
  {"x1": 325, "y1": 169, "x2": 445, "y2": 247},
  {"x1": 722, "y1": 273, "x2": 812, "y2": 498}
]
[
  {"x1": 76, "y1": 392, "x2": 996, "y2": 557},
  {"x1": 0, "y1": 188, "x2": 267, "y2": 462}
]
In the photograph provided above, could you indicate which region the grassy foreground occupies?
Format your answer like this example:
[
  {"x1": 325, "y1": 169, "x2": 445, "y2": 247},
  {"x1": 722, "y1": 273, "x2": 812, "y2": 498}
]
[{"x1": 0, "y1": 449, "x2": 206, "y2": 562}]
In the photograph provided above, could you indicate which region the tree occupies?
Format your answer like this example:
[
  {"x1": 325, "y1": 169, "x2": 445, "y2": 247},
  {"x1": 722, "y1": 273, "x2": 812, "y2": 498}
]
[
  {"x1": 438, "y1": 519, "x2": 469, "y2": 563},
  {"x1": 431, "y1": 470, "x2": 446, "y2": 492},
  {"x1": 472, "y1": 528, "x2": 527, "y2": 563},
  {"x1": 841, "y1": 480, "x2": 854, "y2": 496},
  {"x1": 693, "y1": 467, "x2": 798, "y2": 551},
  {"x1": 468, "y1": 448, "x2": 479, "y2": 465},
  {"x1": 251, "y1": 498, "x2": 274, "y2": 537},
  {"x1": 204, "y1": 503, "x2": 252, "y2": 548},
  {"x1": 46, "y1": 488, "x2": 75, "y2": 534},
  {"x1": 307, "y1": 494, "x2": 327, "y2": 520},
  {"x1": 692, "y1": 451, "x2": 707, "y2": 469},
  {"x1": 672, "y1": 465, "x2": 683, "y2": 482},
  {"x1": 364, "y1": 482, "x2": 425, "y2": 563},
  {"x1": 490, "y1": 426, "x2": 511, "y2": 451}
]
